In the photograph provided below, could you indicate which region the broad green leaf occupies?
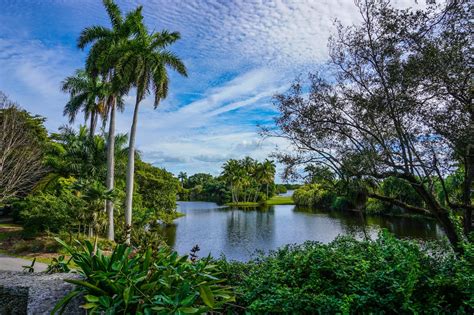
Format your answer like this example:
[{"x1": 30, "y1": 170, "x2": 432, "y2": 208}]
[
  {"x1": 178, "y1": 306, "x2": 200, "y2": 313},
  {"x1": 65, "y1": 279, "x2": 108, "y2": 295},
  {"x1": 84, "y1": 295, "x2": 99, "y2": 303},
  {"x1": 199, "y1": 286, "x2": 215, "y2": 308}
]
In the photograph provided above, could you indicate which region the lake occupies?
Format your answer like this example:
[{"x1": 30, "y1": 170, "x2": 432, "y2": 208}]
[{"x1": 159, "y1": 201, "x2": 445, "y2": 261}]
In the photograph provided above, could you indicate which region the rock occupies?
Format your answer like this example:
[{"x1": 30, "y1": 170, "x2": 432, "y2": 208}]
[{"x1": 0, "y1": 271, "x2": 84, "y2": 315}]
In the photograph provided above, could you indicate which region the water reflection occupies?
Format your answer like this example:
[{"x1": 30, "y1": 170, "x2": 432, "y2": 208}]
[{"x1": 160, "y1": 201, "x2": 445, "y2": 261}]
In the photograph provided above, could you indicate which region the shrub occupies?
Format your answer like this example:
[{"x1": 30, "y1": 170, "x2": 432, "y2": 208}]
[
  {"x1": 365, "y1": 198, "x2": 386, "y2": 214},
  {"x1": 54, "y1": 239, "x2": 235, "y2": 314},
  {"x1": 19, "y1": 191, "x2": 83, "y2": 234},
  {"x1": 331, "y1": 196, "x2": 351, "y2": 211},
  {"x1": 294, "y1": 184, "x2": 337, "y2": 209},
  {"x1": 218, "y1": 232, "x2": 473, "y2": 313}
]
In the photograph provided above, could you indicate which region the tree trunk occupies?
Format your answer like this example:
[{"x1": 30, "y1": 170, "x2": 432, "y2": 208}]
[
  {"x1": 463, "y1": 150, "x2": 474, "y2": 235},
  {"x1": 408, "y1": 177, "x2": 464, "y2": 254},
  {"x1": 124, "y1": 97, "x2": 140, "y2": 245},
  {"x1": 89, "y1": 111, "x2": 97, "y2": 138},
  {"x1": 106, "y1": 98, "x2": 116, "y2": 241}
]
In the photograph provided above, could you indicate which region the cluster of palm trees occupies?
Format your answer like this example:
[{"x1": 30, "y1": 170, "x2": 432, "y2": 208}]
[
  {"x1": 61, "y1": 0, "x2": 187, "y2": 244},
  {"x1": 221, "y1": 157, "x2": 276, "y2": 203}
]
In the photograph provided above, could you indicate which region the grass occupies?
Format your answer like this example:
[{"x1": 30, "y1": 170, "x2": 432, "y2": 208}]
[
  {"x1": 265, "y1": 195, "x2": 294, "y2": 205},
  {"x1": 226, "y1": 196, "x2": 295, "y2": 207}
]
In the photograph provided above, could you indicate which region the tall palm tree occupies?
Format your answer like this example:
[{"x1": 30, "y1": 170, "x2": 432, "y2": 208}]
[
  {"x1": 222, "y1": 159, "x2": 242, "y2": 203},
  {"x1": 77, "y1": 0, "x2": 141, "y2": 241},
  {"x1": 61, "y1": 70, "x2": 108, "y2": 138},
  {"x1": 118, "y1": 25, "x2": 187, "y2": 244}
]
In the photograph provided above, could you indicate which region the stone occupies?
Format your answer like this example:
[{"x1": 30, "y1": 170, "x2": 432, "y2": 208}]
[{"x1": 0, "y1": 271, "x2": 85, "y2": 315}]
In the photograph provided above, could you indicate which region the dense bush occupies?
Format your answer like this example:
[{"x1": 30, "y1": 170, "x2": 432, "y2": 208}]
[
  {"x1": 218, "y1": 232, "x2": 473, "y2": 313},
  {"x1": 293, "y1": 184, "x2": 336, "y2": 209},
  {"x1": 17, "y1": 179, "x2": 84, "y2": 234},
  {"x1": 364, "y1": 197, "x2": 387, "y2": 214},
  {"x1": 54, "y1": 239, "x2": 235, "y2": 314}
]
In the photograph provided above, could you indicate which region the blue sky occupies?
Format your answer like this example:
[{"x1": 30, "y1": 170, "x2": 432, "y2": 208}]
[{"x1": 0, "y1": 0, "x2": 417, "y2": 177}]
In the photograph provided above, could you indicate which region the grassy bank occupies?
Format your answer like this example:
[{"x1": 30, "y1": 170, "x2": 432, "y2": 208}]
[
  {"x1": 266, "y1": 195, "x2": 294, "y2": 205},
  {"x1": 226, "y1": 195, "x2": 294, "y2": 207},
  {"x1": 226, "y1": 202, "x2": 260, "y2": 207}
]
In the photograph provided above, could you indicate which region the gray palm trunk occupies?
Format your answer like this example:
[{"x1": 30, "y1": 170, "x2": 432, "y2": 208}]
[
  {"x1": 106, "y1": 98, "x2": 116, "y2": 241},
  {"x1": 124, "y1": 97, "x2": 140, "y2": 245},
  {"x1": 89, "y1": 111, "x2": 97, "y2": 138}
]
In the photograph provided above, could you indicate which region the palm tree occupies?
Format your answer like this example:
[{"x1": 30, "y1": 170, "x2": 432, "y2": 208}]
[
  {"x1": 77, "y1": 0, "x2": 141, "y2": 241},
  {"x1": 61, "y1": 70, "x2": 108, "y2": 138},
  {"x1": 222, "y1": 159, "x2": 242, "y2": 203},
  {"x1": 117, "y1": 25, "x2": 187, "y2": 244},
  {"x1": 261, "y1": 159, "x2": 276, "y2": 198},
  {"x1": 178, "y1": 171, "x2": 187, "y2": 188}
]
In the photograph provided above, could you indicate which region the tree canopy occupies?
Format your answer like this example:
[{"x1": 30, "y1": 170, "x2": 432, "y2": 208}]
[{"x1": 268, "y1": 0, "x2": 472, "y2": 252}]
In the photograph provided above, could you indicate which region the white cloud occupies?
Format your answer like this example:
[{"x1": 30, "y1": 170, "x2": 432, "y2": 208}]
[{"x1": 0, "y1": 38, "x2": 80, "y2": 129}]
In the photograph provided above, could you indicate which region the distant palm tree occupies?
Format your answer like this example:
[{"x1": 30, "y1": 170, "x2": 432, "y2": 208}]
[
  {"x1": 77, "y1": 0, "x2": 141, "y2": 241},
  {"x1": 178, "y1": 171, "x2": 187, "y2": 187},
  {"x1": 116, "y1": 24, "x2": 187, "y2": 244},
  {"x1": 261, "y1": 159, "x2": 276, "y2": 198},
  {"x1": 222, "y1": 159, "x2": 242, "y2": 203},
  {"x1": 61, "y1": 70, "x2": 108, "y2": 138}
]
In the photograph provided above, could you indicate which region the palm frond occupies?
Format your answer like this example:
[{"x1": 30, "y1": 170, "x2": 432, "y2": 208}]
[
  {"x1": 102, "y1": 0, "x2": 123, "y2": 30},
  {"x1": 160, "y1": 50, "x2": 187, "y2": 77},
  {"x1": 77, "y1": 26, "x2": 112, "y2": 49}
]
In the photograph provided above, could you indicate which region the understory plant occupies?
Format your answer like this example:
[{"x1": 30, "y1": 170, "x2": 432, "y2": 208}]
[
  {"x1": 218, "y1": 232, "x2": 473, "y2": 314},
  {"x1": 53, "y1": 238, "x2": 235, "y2": 314}
]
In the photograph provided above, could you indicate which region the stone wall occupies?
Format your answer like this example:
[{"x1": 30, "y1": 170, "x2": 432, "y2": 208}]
[{"x1": 0, "y1": 271, "x2": 84, "y2": 315}]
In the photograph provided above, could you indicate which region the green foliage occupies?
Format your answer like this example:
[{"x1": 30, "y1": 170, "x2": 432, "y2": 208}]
[
  {"x1": 381, "y1": 177, "x2": 423, "y2": 209},
  {"x1": 179, "y1": 173, "x2": 231, "y2": 204},
  {"x1": 221, "y1": 157, "x2": 276, "y2": 203},
  {"x1": 331, "y1": 196, "x2": 351, "y2": 211},
  {"x1": 18, "y1": 181, "x2": 84, "y2": 234},
  {"x1": 135, "y1": 160, "x2": 179, "y2": 212},
  {"x1": 365, "y1": 198, "x2": 386, "y2": 214},
  {"x1": 275, "y1": 184, "x2": 288, "y2": 194},
  {"x1": 293, "y1": 184, "x2": 336, "y2": 209},
  {"x1": 54, "y1": 238, "x2": 235, "y2": 314},
  {"x1": 47, "y1": 255, "x2": 72, "y2": 274},
  {"x1": 218, "y1": 232, "x2": 473, "y2": 313}
]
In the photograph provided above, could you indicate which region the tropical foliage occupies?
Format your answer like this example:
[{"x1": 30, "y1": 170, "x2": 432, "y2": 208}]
[
  {"x1": 221, "y1": 157, "x2": 276, "y2": 203},
  {"x1": 218, "y1": 232, "x2": 473, "y2": 314},
  {"x1": 178, "y1": 157, "x2": 277, "y2": 205},
  {"x1": 53, "y1": 238, "x2": 234, "y2": 314}
]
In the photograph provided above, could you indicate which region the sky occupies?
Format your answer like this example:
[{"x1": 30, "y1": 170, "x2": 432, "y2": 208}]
[{"x1": 0, "y1": 0, "x2": 420, "y2": 178}]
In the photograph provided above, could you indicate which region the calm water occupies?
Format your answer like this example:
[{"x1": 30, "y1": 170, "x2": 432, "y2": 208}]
[{"x1": 159, "y1": 201, "x2": 445, "y2": 261}]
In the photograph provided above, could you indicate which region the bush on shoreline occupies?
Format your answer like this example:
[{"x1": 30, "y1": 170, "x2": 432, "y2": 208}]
[{"x1": 217, "y1": 232, "x2": 473, "y2": 313}]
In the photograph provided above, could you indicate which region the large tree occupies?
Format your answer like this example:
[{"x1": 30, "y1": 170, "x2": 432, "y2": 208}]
[
  {"x1": 268, "y1": 0, "x2": 472, "y2": 252},
  {"x1": 0, "y1": 92, "x2": 48, "y2": 203},
  {"x1": 77, "y1": 0, "x2": 141, "y2": 240},
  {"x1": 116, "y1": 24, "x2": 187, "y2": 244}
]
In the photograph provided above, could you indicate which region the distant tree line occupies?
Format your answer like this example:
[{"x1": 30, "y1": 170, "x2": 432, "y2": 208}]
[{"x1": 178, "y1": 157, "x2": 285, "y2": 204}]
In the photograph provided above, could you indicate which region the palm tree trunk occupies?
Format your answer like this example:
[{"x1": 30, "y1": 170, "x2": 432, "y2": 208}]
[
  {"x1": 89, "y1": 111, "x2": 97, "y2": 138},
  {"x1": 106, "y1": 98, "x2": 116, "y2": 241},
  {"x1": 124, "y1": 97, "x2": 140, "y2": 245}
]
